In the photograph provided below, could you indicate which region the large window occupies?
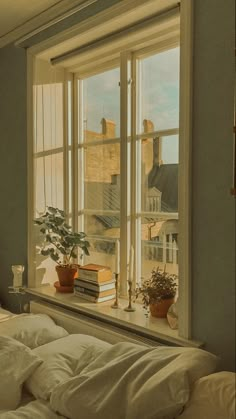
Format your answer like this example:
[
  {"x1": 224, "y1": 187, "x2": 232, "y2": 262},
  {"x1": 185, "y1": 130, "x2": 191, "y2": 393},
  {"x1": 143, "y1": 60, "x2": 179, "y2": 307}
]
[
  {"x1": 32, "y1": 44, "x2": 180, "y2": 294},
  {"x1": 75, "y1": 47, "x2": 179, "y2": 292},
  {"x1": 138, "y1": 48, "x2": 179, "y2": 285},
  {"x1": 78, "y1": 67, "x2": 121, "y2": 271}
]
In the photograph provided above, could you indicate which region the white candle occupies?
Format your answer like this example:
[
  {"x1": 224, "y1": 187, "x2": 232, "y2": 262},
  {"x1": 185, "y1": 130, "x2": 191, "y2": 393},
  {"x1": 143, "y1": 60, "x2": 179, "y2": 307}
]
[
  {"x1": 129, "y1": 245, "x2": 134, "y2": 283},
  {"x1": 115, "y1": 240, "x2": 120, "y2": 274},
  {"x1": 12, "y1": 265, "x2": 24, "y2": 288}
]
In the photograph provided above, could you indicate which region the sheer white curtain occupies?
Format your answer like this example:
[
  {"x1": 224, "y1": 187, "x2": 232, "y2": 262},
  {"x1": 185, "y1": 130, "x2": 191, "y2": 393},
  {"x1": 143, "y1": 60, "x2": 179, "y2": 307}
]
[
  {"x1": 33, "y1": 58, "x2": 65, "y2": 285},
  {"x1": 34, "y1": 58, "x2": 65, "y2": 215}
]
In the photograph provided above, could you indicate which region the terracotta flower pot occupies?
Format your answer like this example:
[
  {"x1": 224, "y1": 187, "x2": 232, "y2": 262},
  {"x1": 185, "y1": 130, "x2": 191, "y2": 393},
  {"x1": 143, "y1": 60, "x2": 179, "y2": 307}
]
[
  {"x1": 150, "y1": 297, "x2": 175, "y2": 318},
  {"x1": 55, "y1": 265, "x2": 78, "y2": 287}
]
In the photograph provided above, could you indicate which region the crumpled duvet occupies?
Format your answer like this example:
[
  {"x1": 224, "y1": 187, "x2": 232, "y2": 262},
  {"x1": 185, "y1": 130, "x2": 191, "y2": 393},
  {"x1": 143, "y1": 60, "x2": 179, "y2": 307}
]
[
  {"x1": 0, "y1": 400, "x2": 66, "y2": 419},
  {"x1": 50, "y1": 342, "x2": 218, "y2": 419}
]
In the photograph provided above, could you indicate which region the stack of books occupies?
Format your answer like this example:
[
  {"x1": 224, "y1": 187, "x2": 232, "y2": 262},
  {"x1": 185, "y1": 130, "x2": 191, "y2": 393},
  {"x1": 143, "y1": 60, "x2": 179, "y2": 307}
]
[{"x1": 74, "y1": 263, "x2": 115, "y2": 303}]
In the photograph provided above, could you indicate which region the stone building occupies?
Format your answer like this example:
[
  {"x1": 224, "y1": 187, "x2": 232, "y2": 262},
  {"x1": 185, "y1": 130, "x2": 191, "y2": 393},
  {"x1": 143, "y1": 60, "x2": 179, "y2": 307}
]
[{"x1": 84, "y1": 118, "x2": 178, "y2": 270}]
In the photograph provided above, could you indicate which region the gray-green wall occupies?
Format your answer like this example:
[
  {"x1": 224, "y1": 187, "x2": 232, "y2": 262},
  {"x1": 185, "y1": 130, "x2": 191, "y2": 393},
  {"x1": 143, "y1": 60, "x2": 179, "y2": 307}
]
[
  {"x1": 0, "y1": 44, "x2": 28, "y2": 313},
  {"x1": 0, "y1": 0, "x2": 235, "y2": 370},
  {"x1": 191, "y1": 0, "x2": 235, "y2": 372}
]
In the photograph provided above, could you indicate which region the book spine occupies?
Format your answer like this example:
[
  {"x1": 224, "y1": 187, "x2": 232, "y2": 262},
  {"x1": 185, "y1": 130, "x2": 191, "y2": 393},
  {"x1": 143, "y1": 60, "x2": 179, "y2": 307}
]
[
  {"x1": 74, "y1": 286, "x2": 115, "y2": 298},
  {"x1": 74, "y1": 280, "x2": 98, "y2": 291},
  {"x1": 74, "y1": 279, "x2": 115, "y2": 291},
  {"x1": 74, "y1": 286, "x2": 100, "y2": 297},
  {"x1": 74, "y1": 290, "x2": 115, "y2": 302},
  {"x1": 74, "y1": 291, "x2": 96, "y2": 302},
  {"x1": 78, "y1": 269, "x2": 112, "y2": 282}
]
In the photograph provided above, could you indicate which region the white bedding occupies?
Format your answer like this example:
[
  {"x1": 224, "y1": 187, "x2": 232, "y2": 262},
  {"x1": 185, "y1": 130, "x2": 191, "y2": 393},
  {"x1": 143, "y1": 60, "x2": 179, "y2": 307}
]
[
  {"x1": 0, "y1": 309, "x2": 225, "y2": 419},
  {"x1": 0, "y1": 336, "x2": 42, "y2": 410},
  {"x1": 0, "y1": 313, "x2": 68, "y2": 348},
  {"x1": 50, "y1": 342, "x2": 218, "y2": 419},
  {"x1": 179, "y1": 371, "x2": 236, "y2": 419},
  {"x1": 0, "y1": 400, "x2": 66, "y2": 419},
  {"x1": 26, "y1": 334, "x2": 111, "y2": 400},
  {"x1": 0, "y1": 307, "x2": 14, "y2": 321}
]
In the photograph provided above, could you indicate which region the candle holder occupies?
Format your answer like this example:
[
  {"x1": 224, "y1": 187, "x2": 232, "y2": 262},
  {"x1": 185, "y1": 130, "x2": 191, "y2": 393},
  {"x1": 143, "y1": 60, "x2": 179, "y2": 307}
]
[
  {"x1": 111, "y1": 273, "x2": 120, "y2": 309},
  {"x1": 124, "y1": 279, "x2": 136, "y2": 312}
]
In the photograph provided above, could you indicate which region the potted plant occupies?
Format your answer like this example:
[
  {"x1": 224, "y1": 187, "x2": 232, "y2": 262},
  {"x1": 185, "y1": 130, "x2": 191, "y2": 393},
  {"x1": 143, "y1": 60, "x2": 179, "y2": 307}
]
[
  {"x1": 34, "y1": 207, "x2": 90, "y2": 286},
  {"x1": 135, "y1": 266, "x2": 177, "y2": 318}
]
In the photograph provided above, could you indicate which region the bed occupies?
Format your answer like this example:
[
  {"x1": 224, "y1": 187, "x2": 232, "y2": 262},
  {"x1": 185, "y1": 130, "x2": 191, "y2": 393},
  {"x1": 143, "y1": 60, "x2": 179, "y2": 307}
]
[{"x1": 0, "y1": 305, "x2": 235, "y2": 419}]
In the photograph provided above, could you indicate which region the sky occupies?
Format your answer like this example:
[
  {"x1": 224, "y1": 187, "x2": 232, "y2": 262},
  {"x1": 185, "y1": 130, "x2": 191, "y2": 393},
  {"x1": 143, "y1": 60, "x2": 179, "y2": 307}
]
[{"x1": 83, "y1": 47, "x2": 179, "y2": 164}]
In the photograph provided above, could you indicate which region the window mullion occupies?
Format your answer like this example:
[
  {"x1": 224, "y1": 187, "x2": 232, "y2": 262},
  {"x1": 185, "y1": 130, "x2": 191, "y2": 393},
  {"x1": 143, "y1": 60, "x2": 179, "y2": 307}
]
[
  {"x1": 78, "y1": 80, "x2": 85, "y2": 238},
  {"x1": 120, "y1": 51, "x2": 130, "y2": 296},
  {"x1": 135, "y1": 59, "x2": 142, "y2": 286},
  {"x1": 130, "y1": 54, "x2": 140, "y2": 287},
  {"x1": 77, "y1": 78, "x2": 86, "y2": 238},
  {"x1": 72, "y1": 75, "x2": 79, "y2": 232},
  {"x1": 63, "y1": 72, "x2": 70, "y2": 217}
]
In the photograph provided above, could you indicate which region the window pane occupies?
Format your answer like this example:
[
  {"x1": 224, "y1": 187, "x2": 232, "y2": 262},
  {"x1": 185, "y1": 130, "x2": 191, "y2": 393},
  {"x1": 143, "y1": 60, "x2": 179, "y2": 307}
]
[
  {"x1": 141, "y1": 135, "x2": 179, "y2": 212},
  {"x1": 83, "y1": 144, "x2": 120, "y2": 211},
  {"x1": 80, "y1": 215, "x2": 120, "y2": 272},
  {"x1": 162, "y1": 135, "x2": 179, "y2": 164},
  {"x1": 140, "y1": 215, "x2": 179, "y2": 283},
  {"x1": 35, "y1": 152, "x2": 64, "y2": 214},
  {"x1": 138, "y1": 47, "x2": 179, "y2": 134},
  {"x1": 82, "y1": 68, "x2": 120, "y2": 142},
  {"x1": 34, "y1": 83, "x2": 63, "y2": 153},
  {"x1": 138, "y1": 47, "x2": 180, "y2": 288},
  {"x1": 83, "y1": 214, "x2": 120, "y2": 237}
]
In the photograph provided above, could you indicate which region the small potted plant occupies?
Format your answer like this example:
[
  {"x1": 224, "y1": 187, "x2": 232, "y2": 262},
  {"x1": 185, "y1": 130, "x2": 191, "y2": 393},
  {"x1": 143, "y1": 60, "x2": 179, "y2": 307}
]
[
  {"x1": 34, "y1": 207, "x2": 90, "y2": 286},
  {"x1": 135, "y1": 266, "x2": 177, "y2": 318}
]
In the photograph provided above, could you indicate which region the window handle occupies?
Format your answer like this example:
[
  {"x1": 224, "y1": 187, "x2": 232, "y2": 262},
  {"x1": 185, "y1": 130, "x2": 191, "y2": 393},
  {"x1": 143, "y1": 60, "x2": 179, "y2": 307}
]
[{"x1": 118, "y1": 79, "x2": 132, "y2": 87}]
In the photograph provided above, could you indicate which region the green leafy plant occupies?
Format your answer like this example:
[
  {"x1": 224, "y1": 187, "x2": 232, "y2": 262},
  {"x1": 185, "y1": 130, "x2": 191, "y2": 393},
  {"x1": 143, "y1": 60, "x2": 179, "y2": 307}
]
[
  {"x1": 34, "y1": 206, "x2": 90, "y2": 266},
  {"x1": 135, "y1": 266, "x2": 177, "y2": 312}
]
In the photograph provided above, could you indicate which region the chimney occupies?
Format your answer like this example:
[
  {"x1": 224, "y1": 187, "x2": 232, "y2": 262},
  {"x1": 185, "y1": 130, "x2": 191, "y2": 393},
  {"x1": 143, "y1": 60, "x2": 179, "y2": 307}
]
[
  {"x1": 111, "y1": 174, "x2": 120, "y2": 186},
  {"x1": 153, "y1": 137, "x2": 163, "y2": 166},
  {"x1": 101, "y1": 118, "x2": 116, "y2": 138},
  {"x1": 143, "y1": 119, "x2": 154, "y2": 133},
  {"x1": 143, "y1": 119, "x2": 162, "y2": 167}
]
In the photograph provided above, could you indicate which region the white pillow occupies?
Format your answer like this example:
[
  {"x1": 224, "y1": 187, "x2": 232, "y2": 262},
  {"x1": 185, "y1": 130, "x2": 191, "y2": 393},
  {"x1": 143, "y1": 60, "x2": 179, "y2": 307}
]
[
  {"x1": 26, "y1": 334, "x2": 111, "y2": 400},
  {"x1": 179, "y1": 371, "x2": 236, "y2": 419},
  {"x1": 0, "y1": 307, "x2": 14, "y2": 320},
  {"x1": 49, "y1": 343, "x2": 219, "y2": 419},
  {"x1": 0, "y1": 336, "x2": 42, "y2": 411},
  {"x1": 0, "y1": 313, "x2": 68, "y2": 348}
]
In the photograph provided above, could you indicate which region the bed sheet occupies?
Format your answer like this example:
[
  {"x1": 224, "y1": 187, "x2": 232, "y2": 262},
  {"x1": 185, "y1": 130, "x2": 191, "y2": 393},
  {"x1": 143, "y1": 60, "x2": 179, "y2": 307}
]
[{"x1": 0, "y1": 399, "x2": 67, "y2": 419}]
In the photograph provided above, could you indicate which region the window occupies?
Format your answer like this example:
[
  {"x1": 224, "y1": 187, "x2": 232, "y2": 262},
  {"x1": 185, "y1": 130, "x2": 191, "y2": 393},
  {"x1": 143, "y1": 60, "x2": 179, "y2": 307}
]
[
  {"x1": 28, "y1": 0, "x2": 196, "y2": 341},
  {"x1": 29, "y1": 0, "x2": 198, "y2": 342},
  {"x1": 32, "y1": 43, "x2": 180, "y2": 294},
  {"x1": 77, "y1": 67, "x2": 121, "y2": 271},
  {"x1": 72, "y1": 47, "x2": 179, "y2": 291},
  {"x1": 138, "y1": 48, "x2": 179, "y2": 284}
]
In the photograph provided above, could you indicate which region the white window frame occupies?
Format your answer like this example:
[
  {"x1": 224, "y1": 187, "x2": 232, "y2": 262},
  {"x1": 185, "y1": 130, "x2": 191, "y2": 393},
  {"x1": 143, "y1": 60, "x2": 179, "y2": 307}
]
[
  {"x1": 27, "y1": 0, "x2": 193, "y2": 340},
  {"x1": 73, "y1": 45, "x2": 179, "y2": 294}
]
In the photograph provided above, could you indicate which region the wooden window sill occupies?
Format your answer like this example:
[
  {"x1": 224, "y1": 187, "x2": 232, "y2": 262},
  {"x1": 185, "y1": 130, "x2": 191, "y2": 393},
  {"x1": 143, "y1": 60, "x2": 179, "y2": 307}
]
[{"x1": 25, "y1": 285, "x2": 202, "y2": 348}]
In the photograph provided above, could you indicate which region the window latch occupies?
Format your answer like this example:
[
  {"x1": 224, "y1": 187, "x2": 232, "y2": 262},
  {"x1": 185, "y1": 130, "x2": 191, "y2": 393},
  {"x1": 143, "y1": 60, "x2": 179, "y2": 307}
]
[{"x1": 118, "y1": 78, "x2": 132, "y2": 87}]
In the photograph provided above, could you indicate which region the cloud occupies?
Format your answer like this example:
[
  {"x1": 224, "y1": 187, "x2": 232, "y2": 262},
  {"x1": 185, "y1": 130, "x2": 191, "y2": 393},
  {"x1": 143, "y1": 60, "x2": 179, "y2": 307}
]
[{"x1": 82, "y1": 47, "x2": 179, "y2": 136}]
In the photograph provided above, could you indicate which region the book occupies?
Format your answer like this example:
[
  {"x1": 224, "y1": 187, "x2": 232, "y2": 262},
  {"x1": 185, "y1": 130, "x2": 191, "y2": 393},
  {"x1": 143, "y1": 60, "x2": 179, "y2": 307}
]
[
  {"x1": 74, "y1": 290, "x2": 115, "y2": 303},
  {"x1": 74, "y1": 278, "x2": 115, "y2": 292},
  {"x1": 74, "y1": 285, "x2": 115, "y2": 298},
  {"x1": 78, "y1": 264, "x2": 112, "y2": 283}
]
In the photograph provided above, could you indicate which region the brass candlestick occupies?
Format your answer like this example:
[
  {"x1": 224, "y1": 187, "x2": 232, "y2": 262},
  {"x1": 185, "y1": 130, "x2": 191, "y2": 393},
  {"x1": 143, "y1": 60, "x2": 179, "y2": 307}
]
[
  {"x1": 124, "y1": 279, "x2": 136, "y2": 312},
  {"x1": 111, "y1": 273, "x2": 120, "y2": 309}
]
